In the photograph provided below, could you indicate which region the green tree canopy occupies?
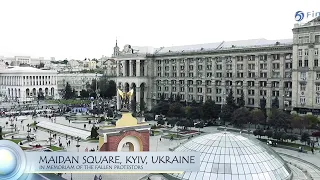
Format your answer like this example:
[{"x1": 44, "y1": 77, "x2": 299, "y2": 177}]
[
  {"x1": 63, "y1": 82, "x2": 74, "y2": 99},
  {"x1": 232, "y1": 107, "x2": 250, "y2": 128}
]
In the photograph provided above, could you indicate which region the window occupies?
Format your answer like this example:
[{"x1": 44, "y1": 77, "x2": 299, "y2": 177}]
[
  {"x1": 315, "y1": 48, "x2": 318, "y2": 55},
  {"x1": 157, "y1": 86, "x2": 161, "y2": 91},
  {"x1": 300, "y1": 84, "x2": 306, "y2": 91},
  {"x1": 197, "y1": 88, "x2": 202, "y2": 93},
  {"x1": 198, "y1": 65, "x2": 203, "y2": 70},
  {"x1": 316, "y1": 97, "x2": 320, "y2": 104},
  {"x1": 315, "y1": 59, "x2": 319, "y2": 67},
  {"x1": 188, "y1": 87, "x2": 193, "y2": 92},
  {"x1": 164, "y1": 86, "x2": 168, "y2": 91},
  {"x1": 272, "y1": 63, "x2": 280, "y2": 69},
  {"x1": 216, "y1": 88, "x2": 222, "y2": 94},
  {"x1": 298, "y1": 49, "x2": 302, "y2": 56},
  {"x1": 248, "y1": 98, "x2": 254, "y2": 105},
  {"x1": 304, "y1": 60, "x2": 308, "y2": 67},
  {"x1": 248, "y1": 89, "x2": 255, "y2": 95},
  {"x1": 248, "y1": 64, "x2": 255, "y2": 70},
  {"x1": 180, "y1": 87, "x2": 184, "y2": 92},
  {"x1": 317, "y1": 73, "x2": 320, "y2": 79},
  {"x1": 217, "y1": 65, "x2": 222, "y2": 70},
  {"x1": 300, "y1": 72, "x2": 307, "y2": 79},
  {"x1": 298, "y1": 60, "x2": 303, "y2": 67},
  {"x1": 237, "y1": 73, "x2": 243, "y2": 78},
  {"x1": 272, "y1": 54, "x2": 280, "y2": 60},
  {"x1": 180, "y1": 66, "x2": 184, "y2": 70},
  {"x1": 237, "y1": 64, "x2": 243, "y2": 70},
  {"x1": 260, "y1": 90, "x2": 267, "y2": 96},
  {"x1": 300, "y1": 96, "x2": 306, "y2": 104},
  {"x1": 227, "y1": 73, "x2": 232, "y2": 78},
  {"x1": 260, "y1": 72, "x2": 267, "y2": 78},
  {"x1": 316, "y1": 84, "x2": 320, "y2": 91},
  {"x1": 305, "y1": 49, "x2": 309, "y2": 56},
  {"x1": 285, "y1": 63, "x2": 292, "y2": 69},
  {"x1": 189, "y1": 65, "x2": 193, "y2": 70},
  {"x1": 216, "y1": 73, "x2": 222, "y2": 78},
  {"x1": 226, "y1": 64, "x2": 232, "y2": 70},
  {"x1": 260, "y1": 63, "x2": 267, "y2": 69}
]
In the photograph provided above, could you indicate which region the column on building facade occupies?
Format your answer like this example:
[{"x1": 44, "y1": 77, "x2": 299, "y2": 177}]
[
  {"x1": 116, "y1": 61, "x2": 120, "y2": 76},
  {"x1": 123, "y1": 61, "x2": 127, "y2": 77},
  {"x1": 279, "y1": 54, "x2": 285, "y2": 109},
  {"x1": 136, "y1": 87, "x2": 141, "y2": 109},
  {"x1": 129, "y1": 60, "x2": 134, "y2": 76},
  {"x1": 136, "y1": 60, "x2": 140, "y2": 77},
  {"x1": 266, "y1": 54, "x2": 273, "y2": 109}
]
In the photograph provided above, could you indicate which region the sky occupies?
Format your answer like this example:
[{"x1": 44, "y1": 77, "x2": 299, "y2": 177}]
[{"x1": 0, "y1": 0, "x2": 318, "y2": 60}]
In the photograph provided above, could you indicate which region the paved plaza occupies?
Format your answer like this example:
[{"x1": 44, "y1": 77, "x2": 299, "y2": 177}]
[{"x1": 1, "y1": 115, "x2": 320, "y2": 180}]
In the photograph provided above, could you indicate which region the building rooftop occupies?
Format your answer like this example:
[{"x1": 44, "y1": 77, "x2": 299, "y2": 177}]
[
  {"x1": 153, "y1": 38, "x2": 293, "y2": 54},
  {"x1": 0, "y1": 66, "x2": 57, "y2": 74},
  {"x1": 166, "y1": 132, "x2": 292, "y2": 180}
]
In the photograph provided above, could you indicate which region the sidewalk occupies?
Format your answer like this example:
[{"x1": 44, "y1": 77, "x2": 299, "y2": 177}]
[{"x1": 272, "y1": 147, "x2": 320, "y2": 168}]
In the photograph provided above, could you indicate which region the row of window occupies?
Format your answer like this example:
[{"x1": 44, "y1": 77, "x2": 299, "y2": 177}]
[
  {"x1": 157, "y1": 93, "x2": 292, "y2": 106},
  {"x1": 156, "y1": 80, "x2": 291, "y2": 87},
  {"x1": 157, "y1": 63, "x2": 292, "y2": 72},
  {"x1": 155, "y1": 54, "x2": 293, "y2": 65},
  {"x1": 300, "y1": 96, "x2": 320, "y2": 104}
]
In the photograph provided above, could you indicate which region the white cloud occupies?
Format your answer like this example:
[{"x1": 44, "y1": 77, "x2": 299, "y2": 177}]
[{"x1": 0, "y1": 0, "x2": 318, "y2": 59}]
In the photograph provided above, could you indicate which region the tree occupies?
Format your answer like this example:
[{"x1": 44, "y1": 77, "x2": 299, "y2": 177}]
[
  {"x1": 238, "y1": 90, "x2": 245, "y2": 107},
  {"x1": 232, "y1": 107, "x2": 250, "y2": 128},
  {"x1": 63, "y1": 82, "x2": 73, "y2": 99},
  {"x1": 39, "y1": 62, "x2": 45, "y2": 68},
  {"x1": 160, "y1": 93, "x2": 165, "y2": 101},
  {"x1": 80, "y1": 89, "x2": 89, "y2": 98},
  {"x1": 202, "y1": 99, "x2": 218, "y2": 121},
  {"x1": 152, "y1": 101, "x2": 170, "y2": 116},
  {"x1": 250, "y1": 109, "x2": 265, "y2": 128},
  {"x1": 260, "y1": 97, "x2": 267, "y2": 128},
  {"x1": 168, "y1": 93, "x2": 174, "y2": 103},
  {"x1": 269, "y1": 109, "x2": 291, "y2": 131},
  {"x1": 72, "y1": 88, "x2": 77, "y2": 98},
  {"x1": 130, "y1": 99, "x2": 136, "y2": 112},
  {"x1": 107, "y1": 80, "x2": 117, "y2": 98},
  {"x1": 272, "y1": 96, "x2": 279, "y2": 109},
  {"x1": 220, "y1": 89, "x2": 237, "y2": 125},
  {"x1": 140, "y1": 99, "x2": 147, "y2": 112},
  {"x1": 175, "y1": 93, "x2": 181, "y2": 102},
  {"x1": 226, "y1": 89, "x2": 236, "y2": 108},
  {"x1": 304, "y1": 115, "x2": 319, "y2": 129},
  {"x1": 90, "y1": 126, "x2": 99, "y2": 139},
  {"x1": 291, "y1": 114, "x2": 304, "y2": 134},
  {"x1": 168, "y1": 102, "x2": 184, "y2": 120},
  {"x1": 0, "y1": 126, "x2": 2, "y2": 140},
  {"x1": 98, "y1": 76, "x2": 109, "y2": 98},
  {"x1": 300, "y1": 132, "x2": 310, "y2": 145}
]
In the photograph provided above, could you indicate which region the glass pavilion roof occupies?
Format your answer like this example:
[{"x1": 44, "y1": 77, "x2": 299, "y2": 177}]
[{"x1": 167, "y1": 132, "x2": 292, "y2": 180}]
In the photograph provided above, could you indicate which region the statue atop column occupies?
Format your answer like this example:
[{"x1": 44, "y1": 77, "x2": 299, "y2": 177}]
[{"x1": 117, "y1": 88, "x2": 134, "y2": 110}]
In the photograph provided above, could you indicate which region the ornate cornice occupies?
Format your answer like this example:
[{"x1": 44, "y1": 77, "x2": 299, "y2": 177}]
[{"x1": 147, "y1": 44, "x2": 293, "y2": 58}]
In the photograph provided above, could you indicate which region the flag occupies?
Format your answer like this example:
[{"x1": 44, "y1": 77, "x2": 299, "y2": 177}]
[{"x1": 85, "y1": 147, "x2": 88, "y2": 152}]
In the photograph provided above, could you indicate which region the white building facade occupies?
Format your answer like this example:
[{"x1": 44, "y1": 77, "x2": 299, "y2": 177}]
[
  {"x1": 57, "y1": 73, "x2": 103, "y2": 96},
  {"x1": 112, "y1": 18, "x2": 320, "y2": 114},
  {"x1": 0, "y1": 66, "x2": 59, "y2": 102}
]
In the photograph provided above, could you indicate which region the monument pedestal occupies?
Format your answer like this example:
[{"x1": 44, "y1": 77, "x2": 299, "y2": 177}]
[{"x1": 98, "y1": 108, "x2": 151, "y2": 152}]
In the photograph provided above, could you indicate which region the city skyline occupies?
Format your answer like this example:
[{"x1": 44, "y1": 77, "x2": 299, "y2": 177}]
[{"x1": 0, "y1": 0, "x2": 317, "y2": 60}]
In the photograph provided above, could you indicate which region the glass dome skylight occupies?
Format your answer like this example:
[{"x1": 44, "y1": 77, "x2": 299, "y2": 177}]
[{"x1": 166, "y1": 132, "x2": 292, "y2": 180}]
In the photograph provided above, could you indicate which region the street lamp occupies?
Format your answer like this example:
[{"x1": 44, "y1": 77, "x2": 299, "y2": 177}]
[
  {"x1": 76, "y1": 137, "x2": 81, "y2": 152},
  {"x1": 48, "y1": 131, "x2": 52, "y2": 147}
]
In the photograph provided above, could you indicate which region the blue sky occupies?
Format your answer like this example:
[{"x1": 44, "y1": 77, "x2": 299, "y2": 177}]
[{"x1": 0, "y1": 0, "x2": 318, "y2": 60}]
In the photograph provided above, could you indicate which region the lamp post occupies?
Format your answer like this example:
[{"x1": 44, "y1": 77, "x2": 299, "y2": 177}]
[
  {"x1": 76, "y1": 137, "x2": 80, "y2": 152},
  {"x1": 48, "y1": 130, "x2": 52, "y2": 147}
]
